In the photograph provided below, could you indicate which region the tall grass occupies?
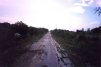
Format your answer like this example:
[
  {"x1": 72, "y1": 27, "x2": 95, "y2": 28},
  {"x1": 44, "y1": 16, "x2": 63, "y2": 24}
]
[{"x1": 51, "y1": 26, "x2": 100, "y2": 67}]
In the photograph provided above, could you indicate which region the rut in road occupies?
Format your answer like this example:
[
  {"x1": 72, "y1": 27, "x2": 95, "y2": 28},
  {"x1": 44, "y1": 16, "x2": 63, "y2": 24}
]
[{"x1": 12, "y1": 32, "x2": 72, "y2": 67}]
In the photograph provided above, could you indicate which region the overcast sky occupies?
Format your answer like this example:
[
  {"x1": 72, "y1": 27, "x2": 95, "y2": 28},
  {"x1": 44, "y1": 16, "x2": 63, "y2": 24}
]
[{"x1": 0, "y1": 0, "x2": 101, "y2": 30}]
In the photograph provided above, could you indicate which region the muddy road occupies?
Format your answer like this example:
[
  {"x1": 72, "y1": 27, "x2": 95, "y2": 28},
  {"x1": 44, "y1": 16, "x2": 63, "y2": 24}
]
[{"x1": 12, "y1": 32, "x2": 72, "y2": 67}]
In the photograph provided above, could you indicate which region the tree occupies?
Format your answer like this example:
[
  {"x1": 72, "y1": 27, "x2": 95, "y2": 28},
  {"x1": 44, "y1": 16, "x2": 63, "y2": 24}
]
[
  {"x1": 95, "y1": 7, "x2": 101, "y2": 16},
  {"x1": 11, "y1": 21, "x2": 28, "y2": 38}
]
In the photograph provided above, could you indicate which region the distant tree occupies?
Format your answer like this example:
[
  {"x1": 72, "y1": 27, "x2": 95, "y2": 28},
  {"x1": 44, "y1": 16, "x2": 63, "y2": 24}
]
[
  {"x1": 87, "y1": 28, "x2": 90, "y2": 32},
  {"x1": 91, "y1": 26, "x2": 101, "y2": 34},
  {"x1": 0, "y1": 22, "x2": 10, "y2": 28},
  {"x1": 82, "y1": 28, "x2": 84, "y2": 31},
  {"x1": 86, "y1": 28, "x2": 91, "y2": 34}
]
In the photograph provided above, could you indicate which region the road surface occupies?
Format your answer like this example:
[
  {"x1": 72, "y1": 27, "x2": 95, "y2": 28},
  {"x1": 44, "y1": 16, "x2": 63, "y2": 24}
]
[{"x1": 12, "y1": 32, "x2": 72, "y2": 67}]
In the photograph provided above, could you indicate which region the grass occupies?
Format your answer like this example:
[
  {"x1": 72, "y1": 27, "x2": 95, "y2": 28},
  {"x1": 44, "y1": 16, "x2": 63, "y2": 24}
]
[{"x1": 51, "y1": 27, "x2": 100, "y2": 67}]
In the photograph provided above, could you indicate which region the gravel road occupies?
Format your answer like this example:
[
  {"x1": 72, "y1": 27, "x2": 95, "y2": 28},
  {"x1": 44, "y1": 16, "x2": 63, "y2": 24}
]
[{"x1": 12, "y1": 32, "x2": 72, "y2": 67}]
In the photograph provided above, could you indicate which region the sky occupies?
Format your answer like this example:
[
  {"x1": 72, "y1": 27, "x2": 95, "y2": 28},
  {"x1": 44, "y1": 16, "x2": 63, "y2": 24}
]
[{"x1": 0, "y1": 0, "x2": 101, "y2": 31}]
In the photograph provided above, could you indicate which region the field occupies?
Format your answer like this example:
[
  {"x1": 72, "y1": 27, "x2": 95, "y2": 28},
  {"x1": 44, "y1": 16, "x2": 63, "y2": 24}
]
[{"x1": 51, "y1": 26, "x2": 101, "y2": 67}]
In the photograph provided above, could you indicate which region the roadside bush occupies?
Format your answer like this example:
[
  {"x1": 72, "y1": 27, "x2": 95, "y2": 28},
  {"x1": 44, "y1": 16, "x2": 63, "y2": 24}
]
[{"x1": 0, "y1": 22, "x2": 48, "y2": 67}]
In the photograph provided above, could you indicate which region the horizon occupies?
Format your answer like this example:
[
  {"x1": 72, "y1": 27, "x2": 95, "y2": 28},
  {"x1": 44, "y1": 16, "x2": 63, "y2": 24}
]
[
  {"x1": 0, "y1": 0, "x2": 101, "y2": 31},
  {"x1": 0, "y1": 21, "x2": 100, "y2": 32}
]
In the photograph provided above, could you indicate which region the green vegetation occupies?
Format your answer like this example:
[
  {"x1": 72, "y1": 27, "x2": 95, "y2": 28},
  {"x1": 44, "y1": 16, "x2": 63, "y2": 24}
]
[
  {"x1": 51, "y1": 26, "x2": 100, "y2": 67},
  {"x1": 0, "y1": 21, "x2": 48, "y2": 67}
]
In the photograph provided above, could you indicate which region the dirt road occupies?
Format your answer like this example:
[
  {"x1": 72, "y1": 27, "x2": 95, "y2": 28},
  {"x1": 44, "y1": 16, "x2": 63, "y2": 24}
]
[{"x1": 12, "y1": 32, "x2": 72, "y2": 67}]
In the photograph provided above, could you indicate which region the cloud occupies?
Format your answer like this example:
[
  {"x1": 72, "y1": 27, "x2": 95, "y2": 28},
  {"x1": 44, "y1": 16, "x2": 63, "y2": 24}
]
[
  {"x1": 74, "y1": 0, "x2": 94, "y2": 6},
  {"x1": 74, "y1": 1, "x2": 88, "y2": 7},
  {"x1": 70, "y1": 6, "x2": 85, "y2": 14},
  {"x1": 95, "y1": 0, "x2": 101, "y2": 7},
  {"x1": 85, "y1": 0, "x2": 94, "y2": 5},
  {"x1": 70, "y1": 0, "x2": 94, "y2": 14}
]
